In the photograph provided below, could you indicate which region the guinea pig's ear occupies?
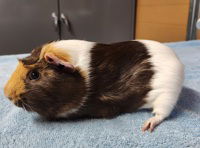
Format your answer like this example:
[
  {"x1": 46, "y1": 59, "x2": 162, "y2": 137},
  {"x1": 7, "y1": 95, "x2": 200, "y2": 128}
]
[{"x1": 44, "y1": 53, "x2": 74, "y2": 71}]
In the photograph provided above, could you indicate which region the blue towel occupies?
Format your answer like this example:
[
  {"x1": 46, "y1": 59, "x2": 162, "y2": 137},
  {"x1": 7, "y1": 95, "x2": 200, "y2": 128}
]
[{"x1": 0, "y1": 41, "x2": 200, "y2": 148}]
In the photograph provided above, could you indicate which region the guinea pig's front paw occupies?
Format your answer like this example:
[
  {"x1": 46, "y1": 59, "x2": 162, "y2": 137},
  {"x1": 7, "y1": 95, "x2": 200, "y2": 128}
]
[{"x1": 142, "y1": 115, "x2": 163, "y2": 132}]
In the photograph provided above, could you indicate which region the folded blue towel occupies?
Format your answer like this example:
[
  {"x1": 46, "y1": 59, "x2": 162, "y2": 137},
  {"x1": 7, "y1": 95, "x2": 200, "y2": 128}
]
[{"x1": 0, "y1": 40, "x2": 200, "y2": 148}]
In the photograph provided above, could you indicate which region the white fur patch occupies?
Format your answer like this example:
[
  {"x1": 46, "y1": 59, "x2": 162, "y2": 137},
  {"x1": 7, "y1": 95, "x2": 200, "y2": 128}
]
[
  {"x1": 53, "y1": 40, "x2": 96, "y2": 81},
  {"x1": 138, "y1": 40, "x2": 184, "y2": 118}
]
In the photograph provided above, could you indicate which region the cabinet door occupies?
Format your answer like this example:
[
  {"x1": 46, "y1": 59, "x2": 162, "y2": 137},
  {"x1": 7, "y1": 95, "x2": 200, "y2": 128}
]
[
  {"x1": 0, "y1": 0, "x2": 58, "y2": 55},
  {"x1": 60, "y1": 0, "x2": 135, "y2": 43}
]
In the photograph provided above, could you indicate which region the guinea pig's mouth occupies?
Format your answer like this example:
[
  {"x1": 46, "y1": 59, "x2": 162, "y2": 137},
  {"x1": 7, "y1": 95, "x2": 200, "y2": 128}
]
[{"x1": 14, "y1": 99, "x2": 33, "y2": 112}]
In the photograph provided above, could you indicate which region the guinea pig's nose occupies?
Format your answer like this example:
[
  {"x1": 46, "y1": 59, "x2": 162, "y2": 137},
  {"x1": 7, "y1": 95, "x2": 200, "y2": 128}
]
[
  {"x1": 8, "y1": 97, "x2": 12, "y2": 100},
  {"x1": 8, "y1": 97, "x2": 14, "y2": 102}
]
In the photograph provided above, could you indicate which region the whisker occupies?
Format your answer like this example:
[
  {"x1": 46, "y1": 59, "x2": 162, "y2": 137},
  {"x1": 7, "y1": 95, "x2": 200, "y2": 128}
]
[
  {"x1": 21, "y1": 100, "x2": 34, "y2": 112},
  {"x1": 21, "y1": 103, "x2": 26, "y2": 111}
]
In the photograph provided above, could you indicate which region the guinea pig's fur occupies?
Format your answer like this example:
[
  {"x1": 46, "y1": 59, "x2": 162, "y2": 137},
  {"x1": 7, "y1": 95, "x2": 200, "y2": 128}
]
[{"x1": 4, "y1": 40, "x2": 184, "y2": 132}]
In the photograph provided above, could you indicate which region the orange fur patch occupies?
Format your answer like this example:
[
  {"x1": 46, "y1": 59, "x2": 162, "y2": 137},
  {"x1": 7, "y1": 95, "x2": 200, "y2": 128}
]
[
  {"x1": 4, "y1": 61, "x2": 28, "y2": 102},
  {"x1": 39, "y1": 43, "x2": 72, "y2": 63}
]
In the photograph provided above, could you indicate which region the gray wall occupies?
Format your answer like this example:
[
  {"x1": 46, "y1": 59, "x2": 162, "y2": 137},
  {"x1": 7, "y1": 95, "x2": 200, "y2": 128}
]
[
  {"x1": 60, "y1": 0, "x2": 135, "y2": 43},
  {"x1": 0, "y1": 0, "x2": 58, "y2": 55},
  {"x1": 0, "y1": 0, "x2": 135, "y2": 55}
]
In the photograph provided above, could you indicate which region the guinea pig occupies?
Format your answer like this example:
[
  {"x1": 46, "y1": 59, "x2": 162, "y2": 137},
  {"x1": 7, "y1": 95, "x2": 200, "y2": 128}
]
[{"x1": 4, "y1": 40, "x2": 184, "y2": 132}]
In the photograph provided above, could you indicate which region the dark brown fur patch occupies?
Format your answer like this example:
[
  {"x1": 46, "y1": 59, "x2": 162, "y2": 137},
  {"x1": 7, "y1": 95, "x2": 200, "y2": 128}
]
[
  {"x1": 81, "y1": 41, "x2": 154, "y2": 118},
  {"x1": 21, "y1": 47, "x2": 42, "y2": 65}
]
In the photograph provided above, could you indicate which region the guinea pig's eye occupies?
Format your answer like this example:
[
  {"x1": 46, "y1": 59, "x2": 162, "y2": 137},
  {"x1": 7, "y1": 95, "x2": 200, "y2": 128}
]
[{"x1": 28, "y1": 70, "x2": 40, "y2": 80}]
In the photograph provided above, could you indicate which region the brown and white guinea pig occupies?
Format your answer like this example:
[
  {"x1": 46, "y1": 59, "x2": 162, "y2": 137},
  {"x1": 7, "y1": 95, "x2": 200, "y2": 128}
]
[{"x1": 4, "y1": 40, "x2": 184, "y2": 132}]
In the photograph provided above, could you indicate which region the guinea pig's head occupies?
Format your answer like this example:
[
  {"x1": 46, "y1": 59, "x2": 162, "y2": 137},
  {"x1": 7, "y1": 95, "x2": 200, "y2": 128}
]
[{"x1": 4, "y1": 43, "x2": 86, "y2": 119}]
